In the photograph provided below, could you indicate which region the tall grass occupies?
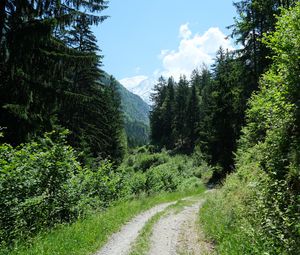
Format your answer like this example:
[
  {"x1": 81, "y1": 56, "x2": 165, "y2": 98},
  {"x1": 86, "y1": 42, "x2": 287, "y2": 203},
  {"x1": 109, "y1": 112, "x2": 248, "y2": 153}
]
[{"x1": 199, "y1": 161, "x2": 299, "y2": 255}]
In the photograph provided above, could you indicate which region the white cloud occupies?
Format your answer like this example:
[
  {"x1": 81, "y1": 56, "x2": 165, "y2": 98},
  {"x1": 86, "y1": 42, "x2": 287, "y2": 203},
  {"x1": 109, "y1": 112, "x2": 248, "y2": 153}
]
[
  {"x1": 119, "y1": 24, "x2": 235, "y2": 103},
  {"x1": 179, "y1": 23, "x2": 192, "y2": 39},
  {"x1": 161, "y1": 24, "x2": 234, "y2": 79}
]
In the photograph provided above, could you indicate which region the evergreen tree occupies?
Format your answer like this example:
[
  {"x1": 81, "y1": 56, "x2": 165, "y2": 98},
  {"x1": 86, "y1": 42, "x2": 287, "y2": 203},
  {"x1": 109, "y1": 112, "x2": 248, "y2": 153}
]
[
  {"x1": 197, "y1": 48, "x2": 246, "y2": 177},
  {"x1": 230, "y1": 0, "x2": 297, "y2": 90},
  {"x1": 161, "y1": 77, "x2": 176, "y2": 149},
  {"x1": 150, "y1": 76, "x2": 168, "y2": 147},
  {"x1": 211, "y1": 48, "x2": 236, "y2": 172},
  {"x1": 174, "y1": 75, "x2": 190, "y2": 149},
  {"x1": 0, "y1": 0, "x2": 126, "y2": 162},
  {"x1": 186, "y1": 71, "x2": 202, "y2": 152},
  {"x1": 0, "y1": 0, "x2": 108, "y2": 145},
  {"x1": 57, "y1": 14, "x2": 109, "y2": 159},
  {"x1": 198, "y1": 71, "x2": 218, "y2": 165},
  {"x1": 150, "y1": 76, "x2": 176, "y2": 150},
  {"x1": 104, "y1": 76, "x2": 126, "y2": 161}
]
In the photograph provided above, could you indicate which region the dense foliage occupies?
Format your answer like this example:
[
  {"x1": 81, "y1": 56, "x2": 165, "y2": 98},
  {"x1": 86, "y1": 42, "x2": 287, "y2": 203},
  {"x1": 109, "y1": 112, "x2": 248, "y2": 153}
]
[
  {"x1": 150, "y1": 0, "x2": 299, "y2": 180},
  {"x1": 200, "y1": 3, "x2": 300, "y2": 254},
  {"x1": 150, "y1": 53, "x2": 246, "y2": 177},
  {"x1": 149, "y1": 2, "x2": 300, "y2": 253},
  {"x1": 0, "y1": 0, "x2": 125, "y2": 161},
  {"x1": 0, "y1": 130, "x2": 205, "y2": 246},
  {"x1": 230, "y1": 0, "x2": 297, "y2": 91},
  {"x1": 0, "y1": 130, "x2": 129, "y2": 245}
]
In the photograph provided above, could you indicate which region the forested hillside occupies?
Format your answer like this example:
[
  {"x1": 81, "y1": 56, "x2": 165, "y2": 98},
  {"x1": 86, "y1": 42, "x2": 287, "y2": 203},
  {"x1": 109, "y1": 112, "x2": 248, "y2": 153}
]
[
  {"x1": 0, "y1": 0, "x2": 299, "y2": 254},
  {"x1": 101, "y1": 72, "x2": 150, "y2": 147}
]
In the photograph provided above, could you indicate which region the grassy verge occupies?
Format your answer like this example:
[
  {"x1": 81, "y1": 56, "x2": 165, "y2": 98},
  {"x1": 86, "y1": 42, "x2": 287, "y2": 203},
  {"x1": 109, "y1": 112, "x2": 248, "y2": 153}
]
[
  {"x1": 2, "y1": 186, "x2": 205, "y2": 255},
  {"x1": 199, "y1": 180, "x2": 261, "y2": 255}
]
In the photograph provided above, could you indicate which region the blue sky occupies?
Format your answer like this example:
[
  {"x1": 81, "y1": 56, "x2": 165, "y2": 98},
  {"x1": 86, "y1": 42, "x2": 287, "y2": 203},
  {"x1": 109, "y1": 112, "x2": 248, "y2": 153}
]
[{"x1": 93, "y1": 0, "x2": 237, "y2": 102}]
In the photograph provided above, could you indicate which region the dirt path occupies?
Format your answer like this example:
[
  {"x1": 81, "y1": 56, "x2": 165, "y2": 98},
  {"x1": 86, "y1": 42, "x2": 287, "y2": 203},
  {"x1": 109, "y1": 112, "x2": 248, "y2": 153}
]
[
  {"x1": 95, "y1": 201, "x2": 175, "y2": 255},
  {"x1": 148, "y1": 200, "x2": 206, "y2": 255},
  {"x1": 177, "y1": 201, "x2": 214, "y2": 254}
]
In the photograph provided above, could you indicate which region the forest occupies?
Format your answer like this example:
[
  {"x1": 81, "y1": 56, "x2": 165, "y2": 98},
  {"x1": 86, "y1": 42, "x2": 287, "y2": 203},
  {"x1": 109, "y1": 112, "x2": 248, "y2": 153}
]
[{"x1": 0, "y1": 0, "x2": 299, "y2": 254}]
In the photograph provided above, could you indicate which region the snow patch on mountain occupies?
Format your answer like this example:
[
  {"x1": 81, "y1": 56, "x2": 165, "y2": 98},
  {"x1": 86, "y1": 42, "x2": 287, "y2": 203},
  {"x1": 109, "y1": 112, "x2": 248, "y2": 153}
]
[{"x1": 119, "y1": 76, "x2": 155, "y2": 105}]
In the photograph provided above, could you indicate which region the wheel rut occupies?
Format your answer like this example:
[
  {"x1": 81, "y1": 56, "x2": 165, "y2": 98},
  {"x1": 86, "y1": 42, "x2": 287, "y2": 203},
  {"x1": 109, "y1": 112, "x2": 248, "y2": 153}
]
[
  {"x1": 95, "y1": 202, "x2": 175, "y2": 255},
  {"x1": 148, "y1": 200, "x2": 206, "y2": 255}
]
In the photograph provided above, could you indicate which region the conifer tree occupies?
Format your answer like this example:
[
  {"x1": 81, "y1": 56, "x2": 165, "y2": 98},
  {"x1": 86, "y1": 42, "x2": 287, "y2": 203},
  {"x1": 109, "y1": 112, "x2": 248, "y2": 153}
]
[
  {"x1": 58, "y1": 14, "x2": 105, "y2": 157},
  {"x1": 104, "y1": 76, "x2": 126, "y2": 161},
  {"x1": 0, "y1": 0, "x2": 108, "y2": 145},
  {"x1": 161, "y1": 77, "x2": 176, "y2": 149},
  {"x1": 150, "y1": 77, "x2": 168, "y2": 147},
  {"x1": 174, "y1": 75, "x2": 190, "y2": 149},
  {"x1": 196, "y1": 48, "x2": 247, "y2": 177},
  {"x1": 231, "y1": 0, "x2": 297, "y2": 90},
  {"x1": 186, "y1": 72, "x2": 202, "y2": 151}
]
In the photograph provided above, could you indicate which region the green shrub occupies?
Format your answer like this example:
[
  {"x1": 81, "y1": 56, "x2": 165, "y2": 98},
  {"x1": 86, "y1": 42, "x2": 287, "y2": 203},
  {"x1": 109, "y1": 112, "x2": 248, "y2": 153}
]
[
  {"x1": 133, "y1": 153, "x2": 168, "y2": 172},
  {"x1": 201, "y1": 144, "x2": 300, "y2": 254},
  {"x1": 136, "y1": 146, "x2": 147, "y2": 154},
  {"x1": 70, "y1": 161, "x2": 125, "y2": 210},
  {"x1": 177, "y1": 176, "x2": 203, "y2": 191},
  {"x1": 0, "y1": 131, "x2": 124, "y2": 246},
  {"x1": 0, "y1": 131, "x2": 205, "y2": 248},
  {"x1": 129, "y1": 171, "x2": 147, "y2": 195},
  {"x1": 0, "y1": 131, "x2": 82, "y2": 244},
  {"x1": 119, "y1": 150, "x2": 205, "y2": 196},
  {"x1": 146, "y1": 164, "x2": 180, "y2": 193}
]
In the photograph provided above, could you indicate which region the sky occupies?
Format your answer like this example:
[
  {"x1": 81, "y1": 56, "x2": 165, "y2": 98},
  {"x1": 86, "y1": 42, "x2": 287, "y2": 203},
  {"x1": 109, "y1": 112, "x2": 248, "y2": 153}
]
[{"x1": 93, "y1": 0, "x2": 237, "y2": 102}]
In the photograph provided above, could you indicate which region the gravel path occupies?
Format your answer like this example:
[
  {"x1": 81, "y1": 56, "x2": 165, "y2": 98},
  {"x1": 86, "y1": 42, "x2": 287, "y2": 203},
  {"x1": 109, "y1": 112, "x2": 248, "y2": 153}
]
[
  {"x1": 95, "y1": 201, "x2": 175, "y2": 255},
  {"x1": 148, "y1": 200, "x2": 207, "y2": 255}
]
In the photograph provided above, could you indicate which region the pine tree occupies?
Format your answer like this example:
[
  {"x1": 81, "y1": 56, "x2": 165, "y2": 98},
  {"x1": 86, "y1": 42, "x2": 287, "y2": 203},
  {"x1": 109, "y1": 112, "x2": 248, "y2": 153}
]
[
  {"x1": 58, "y1": 14, "x2": 104, "y2": 156},
  {"x1": 186, "y1": 72, "x2": 202, "y2": 152},
  {"x1": 104, "y1": 76, "x2": 126, "y2": 161},
  {"x1": 150, "y1": 76, "x2": 168, "y2": 147},
  {"x1": 161, "y1": 77, "x2": 176, "y2": 149},
  {"x1": 196, "y1": 48, "x2": 247, "y2": 178},
  {"x1": 0, "y1": 0, "x2": 108, "y2": 145},
  {"x1": 174, "y1": 75, "x2": 190, "y2": 149},
  {"x1": 230, "y1": 0, "x2": 297, "y2": 90}
]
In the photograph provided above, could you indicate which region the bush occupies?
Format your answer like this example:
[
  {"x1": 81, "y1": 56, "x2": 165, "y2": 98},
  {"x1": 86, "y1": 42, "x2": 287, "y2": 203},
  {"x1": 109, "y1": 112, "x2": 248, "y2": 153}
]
[
  {"x1": 127, "y1": 171, "x2": 147, "y2": 196},
  {"x1": 146, "y1": 164, "x2": 180, "y2": 193},
  {"x1": 0, "y1": 131, "x2": 125, "y2": 246},
  {"x1": 132, "y1": 152, "x2": 169, "y2": 172},
  {"x1": 0, "y1": 131, "x2": 82, "y2": 244},
  {"x1": 70, "y1": 161, "x2": 126, "y2": 210},
  {"x1": 201, "y1": 144, "x2": 300, "y2": 254},
  {"x1": 119, "y1": 151, "x2": 206, "y2": 196}
]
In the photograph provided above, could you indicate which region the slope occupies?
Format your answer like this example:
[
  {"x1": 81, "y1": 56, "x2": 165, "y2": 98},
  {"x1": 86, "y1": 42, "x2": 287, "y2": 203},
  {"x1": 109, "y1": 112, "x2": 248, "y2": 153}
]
[{"x1": 101, "y1": 71, "x2": 150, "y2": 147}]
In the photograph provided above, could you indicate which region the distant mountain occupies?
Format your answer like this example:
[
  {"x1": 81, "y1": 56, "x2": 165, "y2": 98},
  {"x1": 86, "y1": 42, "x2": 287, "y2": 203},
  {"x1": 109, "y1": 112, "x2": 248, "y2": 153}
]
[
  {"x1": 101, "y1": 72, "x2": 150, "y2": 147},
  {"x1": 119, "y1": 77, "x2": 155, "y2": 105}
]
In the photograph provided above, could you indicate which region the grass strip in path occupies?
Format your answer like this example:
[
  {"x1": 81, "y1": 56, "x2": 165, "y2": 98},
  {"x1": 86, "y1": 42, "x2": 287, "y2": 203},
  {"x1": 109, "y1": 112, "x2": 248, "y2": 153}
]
[{"x1": 129, "y1": 196, "x2": 203, "y2": 255}]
